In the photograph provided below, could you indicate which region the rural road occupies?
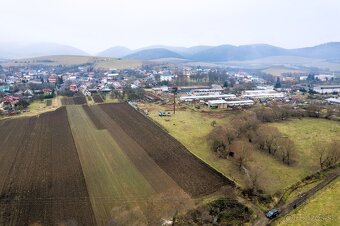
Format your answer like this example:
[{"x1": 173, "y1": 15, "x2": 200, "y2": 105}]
[{"x1": 253, "y1": 169, "x2": 339, "y2": 226}]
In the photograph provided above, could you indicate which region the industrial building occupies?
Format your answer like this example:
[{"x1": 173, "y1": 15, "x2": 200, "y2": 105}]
[
  {"x1": 325, "y1": 98, "x2": 340, "y2": 105},
  {"x1": 312, "y1": 85, "x2": 340, "y2": 94},
  {"x1": 207, "y1": 99, "x2": 254, "y2": 109},
  {"x1": 191, "y1": 88, "x2": 224, "y2": 96},
  {"x1": 242, "y1": 89, "x2": 284, "y2": 99},
  {"x1": 225, "y1": 100, "x2": 254, "y2": 106},
  {"x1": 152, "y1": 86, "x2": 169, "y2": 94},
  {"x1": 179, "y1": 94, "x2": 236, "y2": 102},
  {"x1": 207, "y1": 100, "x2": 228, "y2": 109}
]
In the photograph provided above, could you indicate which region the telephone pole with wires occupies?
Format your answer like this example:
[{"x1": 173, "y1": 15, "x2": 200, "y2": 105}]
[{"x1": 172, "y1": 86, "x2": 178, "y2": 115}]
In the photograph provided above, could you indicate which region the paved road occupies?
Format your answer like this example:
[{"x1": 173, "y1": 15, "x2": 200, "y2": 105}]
[{"x1": 253, "y1": 170, "x2": 339, "y2": 226}]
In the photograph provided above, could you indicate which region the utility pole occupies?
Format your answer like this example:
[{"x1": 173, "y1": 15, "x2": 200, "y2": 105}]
[
  {"x1": 172, "y1": 87, "x2": 178, "y2": 115},
  {"x1": 173, "y1": 91, "x2": 176, "y2": 115},
  {"x1": 172, "y1": 210, "x2": 178, "y2": 226}
]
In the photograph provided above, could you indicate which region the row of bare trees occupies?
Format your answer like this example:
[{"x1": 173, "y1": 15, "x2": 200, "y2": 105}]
[
  {"x1": 254, "y1": 103, "x2": 340, "y2": 122},
  {"x1": 208, "y1": 108, "x2": 340, "y2": 171},
  {"x1": 254, "y1": 105, "x2": 305, "y2": 122},
  {"x1": 315, "y1": 141, "x2": 340, "y2": 169},
  {"x1": 256, "y1": 125, "x2": 296, "y2": 165},
  {"x1": 207, "y1": 111, "x2": 296, "y2": 169}
]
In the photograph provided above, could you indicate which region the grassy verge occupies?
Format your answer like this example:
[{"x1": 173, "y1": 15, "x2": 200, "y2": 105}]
[
  {"x1": 275, "y1": 178, "x2": 340, "y2": 226},
  {"x1": 103, "y1": 94, "x2": 119, "y2": 103},
  {"x1": 1, "y1": 98, "x2": 60, "y2": 120}
]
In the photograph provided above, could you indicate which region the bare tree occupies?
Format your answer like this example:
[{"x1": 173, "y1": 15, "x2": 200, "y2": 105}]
[
  {"x1": 316, "y1": 140, "x2": 340, "y2": 169},
  {"x1": 306, "y1": 103, "x2": 322, "y2": 118},
  {"x1": 255, "y1": 125, "x2": 281, "y2": 154},
  {"x1": 230, "y1": 140, "x2": 253, "y2": 170},
  {"x1": 248, "y1": 165, "x2": 263, "y2": 193},
  {"x1": 278, "y1": 138, "x2": 296, "y2": 165},
  {"x1": 225, "y1": 126, "x2": 238, "y2": 145},
  {"x1": 230, "y1": 117, "x2": 244, "y2": 137},
  {"x1": 207, "y1": 126, "x2": 229, "y2": 158},
  {"x1": 230, "y1": 111, "x2": 259, "y2": 137},
  {"x1": 255, "y1": 107, "x2": 275, "y2": 122},
  {"x1": 327, "y1": 140, "x2": 340, "y2": 166},
  {"x1": 315, "y1": 142, "x2": 328, "y2": 169}
]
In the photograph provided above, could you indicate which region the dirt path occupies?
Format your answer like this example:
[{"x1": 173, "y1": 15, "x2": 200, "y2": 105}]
[{"x1": 253, "y1": 169, "x2": 339, "y2": 226}]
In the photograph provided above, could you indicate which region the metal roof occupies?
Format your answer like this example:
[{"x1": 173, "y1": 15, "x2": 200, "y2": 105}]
[
  {"x1": 180, "y1": 94, "x2": 236, "y2": 101},
  {"x1": 325, "y1": 98, "x2": 340, "y2": 104},
  {"x1": 208, "y1": 100, "x2": 228, "y2": 104}
]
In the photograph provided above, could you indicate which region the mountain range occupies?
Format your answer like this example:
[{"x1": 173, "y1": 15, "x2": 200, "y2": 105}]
[
  {"x1": 0, "y1": 42, "x2": 88, "y2": 59},
  {"x1": 98, "y1": 42, "x2": 340, "y2": 61},
  {"x1": 1, "y1": 42, "x2": 340, "y2": 62}
]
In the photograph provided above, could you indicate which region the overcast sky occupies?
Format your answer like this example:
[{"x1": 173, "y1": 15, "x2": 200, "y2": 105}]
[{"x1": 0, "y1": 0, "x2": 339, "y2": 54}]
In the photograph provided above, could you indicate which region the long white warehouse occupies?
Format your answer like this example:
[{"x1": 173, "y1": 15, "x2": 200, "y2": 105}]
[
  {"x1": 180, "y1": 94, "x2": 236, "y2": 102},
  {"x1": 242, "y1": 89, "x2": 284, "y2": 98}
]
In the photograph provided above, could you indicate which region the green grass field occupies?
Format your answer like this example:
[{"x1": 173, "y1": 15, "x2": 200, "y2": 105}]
[
  {"x1": 140, "y1": 103, "x2": 340, "y2": 195},
  {"x1": 276, "y1": 178, "x2": 340, "y2": 226},
  {"x1": 242, "y1": 118, "x2": 339, "y2": 195},
  {"x1": 28, "y1": 100, "x2": 47, "y2": 112},
  {"x1": 102, "y1": 94, "x2": 120, "y2": 103},
  {"x1": 273, "y1": 118, "x2": 339, "y2": 171}
]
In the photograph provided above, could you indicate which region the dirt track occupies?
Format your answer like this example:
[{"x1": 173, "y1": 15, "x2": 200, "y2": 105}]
[
  {"x1": 0, "y1": 107, "x2": 96, "y2": 225},
  {"x1": 253, "y1": 169, "x2": 339, "y2": 226},
  {"x1": 100, "y1": 103, "x2": 234, "y2": 197}
]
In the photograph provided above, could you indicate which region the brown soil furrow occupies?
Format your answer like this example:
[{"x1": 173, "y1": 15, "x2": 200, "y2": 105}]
[
  {"x1": 0, "y1": 107, "x2": 96, "y2": 225},
  {"x1": 100, "y1": 103, "x2": 234, "y2": 197},
  {"x1": 85, "y1": 105, "x2": 183, "y2": 193}
]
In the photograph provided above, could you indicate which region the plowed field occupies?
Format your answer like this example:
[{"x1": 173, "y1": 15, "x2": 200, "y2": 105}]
[
  {"x1": 61, "y1": 96, "x2": 87, "y2": 105},
  {"x1": 68, "y1": 105, "x2": 192, "y2": 225},
  {"x1": 92, "y1": 95, "x2": 104, "y2": 103},
  {"x1": 99, "y1": 103, "x2": 233, "y2": 197},
  {"x1": 0, "y1": 103, "x2": 232, "y2": 226},
  {"x1": 0, "y1": 108, "x2": 95, "y2": 225}
]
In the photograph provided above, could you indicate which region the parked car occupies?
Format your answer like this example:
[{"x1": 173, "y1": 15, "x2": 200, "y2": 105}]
[{"x1": 266, "y1": 208, "x2": 279, "y2": 219}]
